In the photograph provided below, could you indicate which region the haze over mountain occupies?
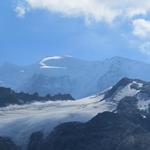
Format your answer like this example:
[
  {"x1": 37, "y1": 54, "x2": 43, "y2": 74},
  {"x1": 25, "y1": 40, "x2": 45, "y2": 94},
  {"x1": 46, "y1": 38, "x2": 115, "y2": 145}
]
[{"x1": 1, "y1": 56, "x2": 150, "y2": 98}]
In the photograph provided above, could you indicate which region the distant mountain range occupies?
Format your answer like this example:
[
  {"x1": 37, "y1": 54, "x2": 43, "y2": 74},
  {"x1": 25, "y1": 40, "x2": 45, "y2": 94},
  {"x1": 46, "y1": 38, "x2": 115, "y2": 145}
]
[{"x1": 1, "y1": 56, "x2": 150, "y2": 98}]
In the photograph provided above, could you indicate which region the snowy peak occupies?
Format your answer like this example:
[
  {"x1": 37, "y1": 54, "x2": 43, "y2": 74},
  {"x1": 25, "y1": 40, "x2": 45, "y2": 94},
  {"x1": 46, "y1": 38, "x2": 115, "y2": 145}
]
[
  {"x1": 99, "y1": 77, "x2": 150, "y2": 113},
  {"x1": 103, "y1": 78, "x2": 145, "y2": 102},
  {"x1": 104, "y1": 78, "x2": 144, "y2": 100}
]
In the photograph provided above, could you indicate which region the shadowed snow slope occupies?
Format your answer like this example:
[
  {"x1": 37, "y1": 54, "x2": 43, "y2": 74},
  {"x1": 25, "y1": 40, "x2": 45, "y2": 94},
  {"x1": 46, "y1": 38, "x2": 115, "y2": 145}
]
[
  {"x1": 0, "y1": 94, "x2": 114, "y2": 148},
  {"x1": 0, "y1": 78, "x2": 148, "y2": 148}
]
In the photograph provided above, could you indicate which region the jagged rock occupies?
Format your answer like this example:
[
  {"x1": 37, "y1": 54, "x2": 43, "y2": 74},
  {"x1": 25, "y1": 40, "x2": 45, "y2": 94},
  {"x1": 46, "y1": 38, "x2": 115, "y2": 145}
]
[{"x1": 0, "y1": 87, "x2": 75, "y2": 107}]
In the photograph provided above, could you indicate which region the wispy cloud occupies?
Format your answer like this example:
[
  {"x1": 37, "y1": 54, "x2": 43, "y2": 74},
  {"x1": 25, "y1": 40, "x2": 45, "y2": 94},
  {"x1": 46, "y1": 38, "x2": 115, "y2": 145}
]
[
  {"x1": 15, "y1": 0, "x2": 150, "y2": 56},
  {"x1": 15, "y1": 5, "x2": 26, "y2": 17},
  {"x1": 20, "y1": 0, "x2": 120, "y2": 23},
  {"x1": 132, "y1": 19, "x2": 150, "y2": 56},
  {"x1": 16, "y1": 0, "x2": 150, "y2": 23},
  {"x1": 132, "y1": 19, "x2": 150, "y2": 38}
]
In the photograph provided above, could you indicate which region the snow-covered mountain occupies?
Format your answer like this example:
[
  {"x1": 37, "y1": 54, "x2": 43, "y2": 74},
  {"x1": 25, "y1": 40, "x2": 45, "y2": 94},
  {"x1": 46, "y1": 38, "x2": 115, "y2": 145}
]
[
  {"x1": 1, "y1": 56, "x2": 150, "y2": 98},
  {"x1": 0, "y1": 77, "x2": 150, "y2": 149}
]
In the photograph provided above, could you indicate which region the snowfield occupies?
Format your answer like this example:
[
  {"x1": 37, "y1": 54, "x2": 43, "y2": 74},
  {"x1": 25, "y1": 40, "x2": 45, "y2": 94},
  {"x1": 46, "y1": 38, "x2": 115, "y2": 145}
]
[
  {"x1": 0, "y1": 78, "x2": 148, "y2": 149},
  {"x1": 0, "y1": 94, "x2": 115, "y2": 148}
]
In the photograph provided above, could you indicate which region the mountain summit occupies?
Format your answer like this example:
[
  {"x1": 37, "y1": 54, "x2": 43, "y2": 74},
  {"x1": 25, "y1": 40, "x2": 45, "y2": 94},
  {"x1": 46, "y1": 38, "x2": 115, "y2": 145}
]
[{"x1": 1, "y1": 56, "x2": 150, "y2": 98}]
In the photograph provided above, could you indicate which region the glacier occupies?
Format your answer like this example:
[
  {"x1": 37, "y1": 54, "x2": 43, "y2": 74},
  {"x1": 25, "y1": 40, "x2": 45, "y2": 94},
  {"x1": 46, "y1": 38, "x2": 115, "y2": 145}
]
[
  {"x1": 0, "y1": 78, "x2": 145, "y2": 148},
  {"x1": 0, "y1": 94, "x2": 113, "y2": 148}
]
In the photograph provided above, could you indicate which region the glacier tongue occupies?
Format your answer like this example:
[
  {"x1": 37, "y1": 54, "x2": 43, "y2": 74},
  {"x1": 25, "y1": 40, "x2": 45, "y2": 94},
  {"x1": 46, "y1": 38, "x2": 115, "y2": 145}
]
[{"x1": 0, "y1": 94, "x2": 115, "y2": 148}]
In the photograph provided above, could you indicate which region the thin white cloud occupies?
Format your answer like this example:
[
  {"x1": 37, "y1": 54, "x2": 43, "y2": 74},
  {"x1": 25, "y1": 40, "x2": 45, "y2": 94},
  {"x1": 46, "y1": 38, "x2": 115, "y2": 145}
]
[
  {"x1": 132, "y1": 19, "x2": 150, "y2": 38},
  {"x1": 15, "y1": 5, "x2": 26, "y2": 17},
  {"x1": 15, "y1": 0, "x2": 150, "y2": 57},
  {"x1": 23, "y1": 0, "x2": 120, "y2": 23},
  {"x1": 16, "y1": 0, "x2": 150, "y2": 23},
  {"x1": 132, "y1": 19, "x2": 150, "y2": 56}
]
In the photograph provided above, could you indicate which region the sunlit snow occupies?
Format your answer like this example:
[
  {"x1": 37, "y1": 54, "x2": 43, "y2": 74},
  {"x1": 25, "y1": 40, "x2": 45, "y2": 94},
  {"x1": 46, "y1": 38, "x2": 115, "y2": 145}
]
[{"x1": 0, "y1": 94, "x2": 115, "y2": 148}]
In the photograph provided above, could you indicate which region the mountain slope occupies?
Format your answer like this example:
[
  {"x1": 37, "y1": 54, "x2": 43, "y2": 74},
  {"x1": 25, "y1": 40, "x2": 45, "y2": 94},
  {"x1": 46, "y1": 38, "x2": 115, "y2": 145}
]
[
  {"x1": 2, "y1": 56, "x2": 150, "y2": 98},
  {"x1": 0, "y1": 137, "x2": 19, "y2": 150},
  {"x1": 26, "y1": 78, "x2": 150, "y2": 150},
  {"x1": 30, "y1": 98, "x2": 150, "y2": 150},
  {"x1": 0, "y1": 77, "x2": 150, "y2": 149}
]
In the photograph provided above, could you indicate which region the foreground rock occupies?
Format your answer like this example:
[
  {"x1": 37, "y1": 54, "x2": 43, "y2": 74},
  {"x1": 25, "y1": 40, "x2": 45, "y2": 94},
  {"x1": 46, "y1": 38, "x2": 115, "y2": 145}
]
[
  {"x1": 2, "y1": 77, "x2": 150, "y2": 149},
  {"x1": 27, "y1": 96, "x2": 150, "y2": 150},
  {"x1": 0, "y1": 137, "x2": 20, "y2": 150}
]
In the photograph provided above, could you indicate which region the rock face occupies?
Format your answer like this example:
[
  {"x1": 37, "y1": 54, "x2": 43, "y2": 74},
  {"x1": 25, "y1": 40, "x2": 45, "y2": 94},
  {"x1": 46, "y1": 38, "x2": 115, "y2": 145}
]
[
  {"x1": 0, "y1": 87, "x2": 74, "y2": 107},
  {"x1": 27, "y1": 96, "x2": 150, "y2": 150},
  {"x1": 0, "y1": 137, "x2": 19, "y2": 150},
  {"x1": 27, "y1": 132, "x2": 43, "y2": 150},
  {"x1": 2, "y1": 77, "x2": 150, "y2": 149}
]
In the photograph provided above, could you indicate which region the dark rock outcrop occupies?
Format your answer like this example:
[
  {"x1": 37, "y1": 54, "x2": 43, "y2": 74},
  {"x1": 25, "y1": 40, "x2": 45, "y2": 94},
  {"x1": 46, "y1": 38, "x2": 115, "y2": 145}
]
[
  {"x1": 0, "y1": 137, "x2": 20, "y2": 150},
  {"x1": 0, "y1": 87, "x2": 75, "y2": 107},
  {"x1": 27, "y1": 132, "x2": 43, "y2": 150}
]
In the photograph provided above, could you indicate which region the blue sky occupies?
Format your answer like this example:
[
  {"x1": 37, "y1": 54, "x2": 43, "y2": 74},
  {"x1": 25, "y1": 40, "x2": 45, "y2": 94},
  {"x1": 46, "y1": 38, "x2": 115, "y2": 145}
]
[{"x1": 1, "y1": 0, "x2": 150, "y2": 65}]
